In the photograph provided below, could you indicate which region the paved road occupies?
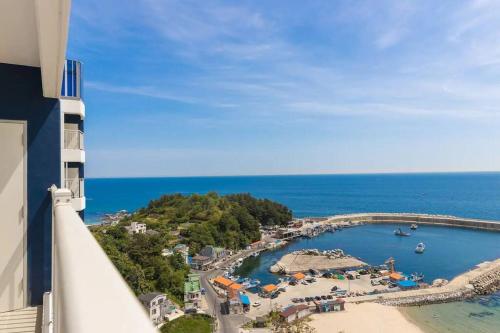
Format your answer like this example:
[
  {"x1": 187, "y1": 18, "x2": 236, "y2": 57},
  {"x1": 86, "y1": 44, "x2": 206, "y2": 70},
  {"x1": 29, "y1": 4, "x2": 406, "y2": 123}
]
[{"x1": 197, "y1": 249, "x2": 260, "y2": 332}]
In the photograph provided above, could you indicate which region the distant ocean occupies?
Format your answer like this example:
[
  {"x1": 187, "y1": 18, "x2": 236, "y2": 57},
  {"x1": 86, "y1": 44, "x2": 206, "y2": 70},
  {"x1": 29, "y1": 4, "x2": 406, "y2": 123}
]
[{"x1": 85, "y1": 172, "x2": 500, "y2": 224}]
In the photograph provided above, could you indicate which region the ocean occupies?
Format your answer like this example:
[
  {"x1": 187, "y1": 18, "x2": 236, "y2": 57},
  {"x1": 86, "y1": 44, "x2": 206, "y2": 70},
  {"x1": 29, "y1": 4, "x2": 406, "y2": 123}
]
[
  {"x1": 85, "y1": 172, "x2": 500, "y2": 224},
  {"x1": 84, "y1": 172, "x2": 500, "y2": 332}
]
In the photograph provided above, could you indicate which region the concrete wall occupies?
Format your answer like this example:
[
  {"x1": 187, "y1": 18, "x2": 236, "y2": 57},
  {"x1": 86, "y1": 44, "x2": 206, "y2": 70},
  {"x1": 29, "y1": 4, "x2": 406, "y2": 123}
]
[
  {"x1": 0, "y1": 63, "x2": 61, "y2": 305},
  {"x1": 330, "y1": 213, "x2": 500, "y2": 231}
]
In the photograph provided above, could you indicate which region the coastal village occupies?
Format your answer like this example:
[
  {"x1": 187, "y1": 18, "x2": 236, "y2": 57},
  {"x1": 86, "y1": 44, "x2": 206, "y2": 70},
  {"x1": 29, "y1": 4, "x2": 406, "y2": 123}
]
[{"x1": 99, "y1": 211, "x2": 500, "y2": 331}]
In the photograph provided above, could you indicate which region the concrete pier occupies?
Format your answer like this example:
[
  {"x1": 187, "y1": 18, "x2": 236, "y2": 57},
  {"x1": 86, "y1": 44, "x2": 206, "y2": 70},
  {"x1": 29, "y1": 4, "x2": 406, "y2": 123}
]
[
  {"x1": 347, "y1": 259, "x2": 500, "y2": 306},
  {"x1": 325, "y1": 213, "x2": 500, "y2": 231}
]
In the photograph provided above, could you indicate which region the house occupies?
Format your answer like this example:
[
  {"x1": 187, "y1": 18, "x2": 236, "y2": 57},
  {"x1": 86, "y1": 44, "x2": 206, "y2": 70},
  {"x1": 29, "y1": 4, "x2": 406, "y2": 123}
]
[
  {"x1": 161, "y1": 248, "x2": 174, "y2": 257},
  {"x1": 313, "y1": 299, "x2": 345, "y2": 313},
  {"x1": 126, "y1": 222, "x2": 147, "y2": 234},
  {"x1": 138, "y1": 292, "x2": 172, "y2": 325},
  {"x1": 214, "y1": 276, "x2": 234, "y2": 291},
  {"x1": 280, "y1": 304, "x2": 311, "y2": 323},
  {"x1": 184, "y1": 274, "x2": 202, "y2": 310},
  {"x1": 227, "y1": 297, "x2": 243, "y2": 314},
  {"x1": 174, "y1": 244, "x2": 190, "y2": 264},
  {"x1": 190, "y1": 255, "x2": 212, "y2": 270},
  {"x1": 199, "y1": 245, "x2": 227, "y2": 261},
  {"x1": 260, "y1": 284, "x2": 278, "y2": 297},
  {"x1": 228, "y1": 283, "x2": 243, "y2": 298}
]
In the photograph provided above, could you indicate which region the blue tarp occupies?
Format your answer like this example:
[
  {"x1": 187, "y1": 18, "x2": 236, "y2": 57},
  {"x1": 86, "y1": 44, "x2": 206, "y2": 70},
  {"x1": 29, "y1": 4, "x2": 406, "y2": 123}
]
[
  {"x1": 398, "y1": 280, "x2": 417, "y2": 288},
  {"x1": 239, "y1": 294, "x2": 250, "y2": 305}
]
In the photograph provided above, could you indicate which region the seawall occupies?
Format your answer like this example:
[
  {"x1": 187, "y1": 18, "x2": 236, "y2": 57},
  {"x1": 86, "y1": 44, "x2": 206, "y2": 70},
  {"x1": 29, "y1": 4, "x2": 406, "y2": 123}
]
[{"x1": 325, "y1": 213, "x2": 500, "y2": 232}]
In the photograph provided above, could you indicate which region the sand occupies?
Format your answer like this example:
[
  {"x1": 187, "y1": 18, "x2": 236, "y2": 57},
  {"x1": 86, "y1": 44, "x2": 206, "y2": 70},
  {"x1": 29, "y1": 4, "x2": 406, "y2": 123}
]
[{"x1": 309, "y1": 303, "x2": 424, "y2": 333}]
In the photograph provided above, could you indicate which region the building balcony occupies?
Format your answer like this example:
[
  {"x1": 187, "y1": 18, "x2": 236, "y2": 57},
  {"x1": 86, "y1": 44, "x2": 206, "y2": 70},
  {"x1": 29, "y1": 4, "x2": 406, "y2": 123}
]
[
  {"x1": 62, "y1": 129, "x2": 85, "y2": 163},
  {"x1": 61, "y1": 60, "x2": 82, "y2": 100},
  {"x1": 60, "y1": 60, "x2": 85, "y2": 119},
  {"x1": 64, "y1": 178, "x2": 85, "y2": 211}
]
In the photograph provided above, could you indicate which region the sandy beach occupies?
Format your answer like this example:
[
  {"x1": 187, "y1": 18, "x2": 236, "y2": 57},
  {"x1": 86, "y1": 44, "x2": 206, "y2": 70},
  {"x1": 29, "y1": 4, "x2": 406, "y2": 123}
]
[{"x1": 309, "y1": 303, "x2": 423, "y2": 333}]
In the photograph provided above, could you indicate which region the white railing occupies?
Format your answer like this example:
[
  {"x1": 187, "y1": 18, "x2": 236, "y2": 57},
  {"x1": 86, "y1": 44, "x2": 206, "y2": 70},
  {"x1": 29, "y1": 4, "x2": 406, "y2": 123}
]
[
  {"x1": 64, "y1": 178, "x2": 84, "y2": 198},
  {"x1": 64, "y1": 129, "x2": 84, "y2": 150},
  {"x1": 49, "y1": 186, "x2": 158, "y2": 333}
]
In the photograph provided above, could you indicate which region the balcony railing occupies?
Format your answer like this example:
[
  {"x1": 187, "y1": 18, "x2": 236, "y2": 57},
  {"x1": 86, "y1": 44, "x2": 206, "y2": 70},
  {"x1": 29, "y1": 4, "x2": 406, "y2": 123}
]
[
  {"x1": 61, "y1": 60, "x2": 82, "y2": 99},
  {"x1": 64, "y1": 178, "x2": 84, "y2": 198},
  {"x1": 48, "y1": 186, "x2": 157, "y2": 333},
  {"x1": 64, "y1": 129, "x2": 84, "y2": 150}
]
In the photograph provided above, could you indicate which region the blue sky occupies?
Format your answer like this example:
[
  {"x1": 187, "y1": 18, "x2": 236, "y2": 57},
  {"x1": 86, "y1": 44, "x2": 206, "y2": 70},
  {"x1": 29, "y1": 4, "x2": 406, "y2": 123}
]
[{"x1": 68, "y1": 0, "x2": 500, "y2": 177}]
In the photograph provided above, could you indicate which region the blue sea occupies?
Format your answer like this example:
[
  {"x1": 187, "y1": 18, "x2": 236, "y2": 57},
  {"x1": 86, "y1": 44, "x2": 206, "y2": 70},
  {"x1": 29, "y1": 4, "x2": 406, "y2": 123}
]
[
  {"x1": 85, "y1": 172, "x2": 500, "y2": 333},
  {"x1": 85, "y1": 172, "x2": 500, "y2": 224}
]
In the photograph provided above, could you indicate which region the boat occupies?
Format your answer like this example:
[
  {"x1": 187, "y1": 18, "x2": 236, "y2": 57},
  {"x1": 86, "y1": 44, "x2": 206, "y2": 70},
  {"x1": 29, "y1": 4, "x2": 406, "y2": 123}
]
[
  {"x1": 394, "y1": 228, "x2": 411, "y2": 236},
  {"x1": 410, "y1": 272, "x2": 424, "y2": 282},
  {"x1": 415, "y1": 242, "x2": 425, "y2": 253},
  {"x1": 252, "y1": 252, "x2": 259, "y2": 257},
  {"x1": 410, "y1": 224, "x2": 418, "y2": 230}
]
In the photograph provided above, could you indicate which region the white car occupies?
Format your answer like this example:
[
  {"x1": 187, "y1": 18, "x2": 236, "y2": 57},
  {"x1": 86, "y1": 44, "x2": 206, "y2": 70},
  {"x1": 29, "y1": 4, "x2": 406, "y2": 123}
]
[{"x1": 252, "y1": 302, "x2": 261, "y2": 307}]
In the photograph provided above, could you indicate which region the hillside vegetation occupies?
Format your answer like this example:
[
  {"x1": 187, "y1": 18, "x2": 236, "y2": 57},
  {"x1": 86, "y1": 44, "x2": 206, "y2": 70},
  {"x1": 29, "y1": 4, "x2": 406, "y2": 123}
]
[{"x1": 91, "y1": 192, "x2": 292, "y2": 301}]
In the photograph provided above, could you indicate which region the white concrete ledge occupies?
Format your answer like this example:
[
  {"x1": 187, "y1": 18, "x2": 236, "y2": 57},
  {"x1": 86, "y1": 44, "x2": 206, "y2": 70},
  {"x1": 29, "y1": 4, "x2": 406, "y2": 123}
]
[
  {"x1": 71, "y1": 197, "x2": 85, "y2": 211},
  {"x1": 60, "y1": 99, "x2": 85, "y2": 119},
  {"x1": 62, "y1": 149, "x2": 85, "y2": 163},
  {"x1": 51, "y1": 187, "x2": 157, "y2": 333}
]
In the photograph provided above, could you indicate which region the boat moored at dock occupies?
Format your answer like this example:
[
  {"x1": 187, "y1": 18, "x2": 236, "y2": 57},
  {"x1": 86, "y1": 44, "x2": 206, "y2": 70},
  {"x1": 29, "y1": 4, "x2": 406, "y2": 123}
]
[{"x1": 394, "y1": 228, "x2": 411, "y2": 236}]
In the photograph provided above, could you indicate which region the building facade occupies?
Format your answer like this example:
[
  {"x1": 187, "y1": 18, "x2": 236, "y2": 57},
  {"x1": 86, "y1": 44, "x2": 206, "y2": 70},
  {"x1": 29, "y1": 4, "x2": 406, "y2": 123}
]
[
  {"x1": 126, "y1": 221, "x2": 147, "y2": 234},
  {"x1": 0, "y1": 2, "x2": 155, "y2": 332},
  {"x1": 138, "y1": 292, "x2": 171, "y2": 325},
  {"x1": 184, "y1": 274, "x2": 202, "y2": 310}
]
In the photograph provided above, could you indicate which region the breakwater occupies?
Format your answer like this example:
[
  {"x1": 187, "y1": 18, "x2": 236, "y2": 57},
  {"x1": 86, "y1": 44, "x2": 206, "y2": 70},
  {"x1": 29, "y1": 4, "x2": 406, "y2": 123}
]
[
  {"x1": 349, "y1": 259, "x2": 500, "y2": 307},
  {"x1": 325, "y1": 213, "x2": 500, "y2": 232}
]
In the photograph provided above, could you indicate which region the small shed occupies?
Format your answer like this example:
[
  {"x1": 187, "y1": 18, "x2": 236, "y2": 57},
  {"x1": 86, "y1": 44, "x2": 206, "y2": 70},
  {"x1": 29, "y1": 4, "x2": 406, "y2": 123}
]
[
  {"x1": 261, "y1": 284, "x2": 278, "y2": 296},
  {"x1": 280, "y1": 304, "x2": 311, "y2": 323},
  {"x1": 292, "y1": 272, "x2": 305, "y2": 281},
  {"x1": 389, "y1": 272, "x2": 404, "y2": 281},
  {"x1": 397, "y1": 280, "x2": 418, "y2": 290}
]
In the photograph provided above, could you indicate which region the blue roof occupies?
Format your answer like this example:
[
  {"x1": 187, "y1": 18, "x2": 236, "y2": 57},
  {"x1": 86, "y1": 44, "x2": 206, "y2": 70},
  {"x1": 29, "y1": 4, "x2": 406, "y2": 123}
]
[
  {"x1": 239, "y1": 294, "x2": 250, "y2": 305},
  {"x1": 398, "y1": 280, "x2": 417, "y2": 287}
]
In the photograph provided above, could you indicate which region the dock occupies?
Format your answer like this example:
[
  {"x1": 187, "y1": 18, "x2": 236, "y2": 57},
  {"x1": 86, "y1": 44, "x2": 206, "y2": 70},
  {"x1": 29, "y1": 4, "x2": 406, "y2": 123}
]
[
  {"x1": 346, "y1": 259, "x2": 500, "y2": 306},
  {"x1": 323, "y1": 213, "x2": 500, "y2": 232}
]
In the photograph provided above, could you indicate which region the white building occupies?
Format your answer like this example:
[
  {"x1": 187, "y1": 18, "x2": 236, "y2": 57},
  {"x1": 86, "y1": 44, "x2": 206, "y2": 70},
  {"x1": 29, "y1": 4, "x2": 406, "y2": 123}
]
[
  {"x1": 126, "y1": 222, "x2": 147, "y2": 234},
  {"x1": 138, "y1": 292, "x2": 172, "y2": 325},
  {"x1": 0, "y1": 1, "x2": 156, "y2": 332}
]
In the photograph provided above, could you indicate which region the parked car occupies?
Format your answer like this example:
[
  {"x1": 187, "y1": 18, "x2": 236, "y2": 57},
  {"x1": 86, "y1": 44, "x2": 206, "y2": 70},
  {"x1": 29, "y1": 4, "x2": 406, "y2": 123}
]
[
  {"x1": 327, "y1": 295, "x2": 333, "y2": 299},
  {"x1": 321, "y1": 295, "x2": 327, "y2": 300}
]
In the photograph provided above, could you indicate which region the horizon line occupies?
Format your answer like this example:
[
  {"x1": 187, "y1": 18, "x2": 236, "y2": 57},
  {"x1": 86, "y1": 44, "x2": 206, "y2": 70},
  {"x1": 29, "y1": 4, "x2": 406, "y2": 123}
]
[{"x1": 85, "y1": 170, "x2": 500, "y2": 180}]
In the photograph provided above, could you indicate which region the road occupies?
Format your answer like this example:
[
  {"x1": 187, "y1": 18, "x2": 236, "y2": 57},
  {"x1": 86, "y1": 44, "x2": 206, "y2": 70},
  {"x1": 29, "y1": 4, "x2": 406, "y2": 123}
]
[{"x1": 198, "y1": 249, "x2": 261, "y2": 332}]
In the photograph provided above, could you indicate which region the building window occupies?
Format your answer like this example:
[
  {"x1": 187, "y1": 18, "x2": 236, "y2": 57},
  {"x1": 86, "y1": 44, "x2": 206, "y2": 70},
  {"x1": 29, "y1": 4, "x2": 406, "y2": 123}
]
[{"x1": 152, "y1": 309, "x2": 156, "y2": 315}]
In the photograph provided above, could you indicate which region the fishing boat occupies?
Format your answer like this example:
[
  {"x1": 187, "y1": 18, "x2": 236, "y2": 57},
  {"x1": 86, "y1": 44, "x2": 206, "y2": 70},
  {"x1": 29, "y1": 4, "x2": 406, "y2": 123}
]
[
  {"x1": 415, "y1": 242, "x2": 425, "y2": 253},
  {"x1": 410, "y1": 224, "x2": 418, "y2": 230},
  {"x1": 394, "y1": 228, "x2": 411, "y2": 236},
  {"x1": 410, "y1": 272, "x2": 424, "y2": 282}
]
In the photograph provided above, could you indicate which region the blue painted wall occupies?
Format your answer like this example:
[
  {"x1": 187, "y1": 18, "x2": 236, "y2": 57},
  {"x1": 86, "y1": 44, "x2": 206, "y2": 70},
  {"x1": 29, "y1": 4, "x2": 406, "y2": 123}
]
[{"x1": 0, "y1": 63, "x2": 61, "y2": 306}]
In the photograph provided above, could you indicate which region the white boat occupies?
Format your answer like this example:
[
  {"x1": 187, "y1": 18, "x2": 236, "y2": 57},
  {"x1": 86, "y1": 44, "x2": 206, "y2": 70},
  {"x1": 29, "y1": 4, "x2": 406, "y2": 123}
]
[
  {"x1": 410, "y1": 224, "x2": 418, "y2": 230},
  {"x1": 415, "y1": 242, "x2": 425, "y2": 253}
]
